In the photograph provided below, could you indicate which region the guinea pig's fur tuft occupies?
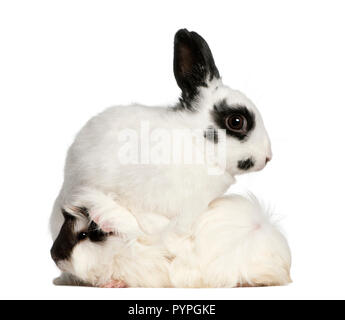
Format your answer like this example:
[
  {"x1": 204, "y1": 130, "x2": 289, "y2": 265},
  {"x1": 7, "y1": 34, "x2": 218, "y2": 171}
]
[{"x1": 56, "y1": 195, "x2": 291, "y2": 288}]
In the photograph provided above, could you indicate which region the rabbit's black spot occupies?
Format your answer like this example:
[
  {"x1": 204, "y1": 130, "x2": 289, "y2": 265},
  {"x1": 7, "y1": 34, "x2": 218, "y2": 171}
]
[
  {"x1": 211, "y1": 100, "x2": 255, "y2": 141},
  {"x1": 204, "y1": 126, "x2": 219, "y2": 143},
  {"x1": 174, "y1": 29, "x2": 220, "y2": 110},
  {"x1": 238, "y1": 158, "x2": 255, "y2": 170},
  {"x1": 51, "y1": 210, "x2": 78, "y2": 262}
]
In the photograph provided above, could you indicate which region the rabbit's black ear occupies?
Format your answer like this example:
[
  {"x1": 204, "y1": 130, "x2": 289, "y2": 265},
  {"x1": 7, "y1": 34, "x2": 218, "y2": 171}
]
[{"x1": 174, "y1": 29, "x2": 220, "y2": 106}]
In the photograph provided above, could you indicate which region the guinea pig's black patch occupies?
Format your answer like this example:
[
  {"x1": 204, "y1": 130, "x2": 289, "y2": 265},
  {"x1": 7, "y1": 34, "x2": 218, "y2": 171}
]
[
  {"x1": 50, "y1": 210, "x2": 78, "y2": 262},
  {"x1": 238, "y1": 158, "x2": 255, "y2": 170},
  {"x1": 211, "y1": 100, "x2": 256, "y2": 141},
  {"x1": 203, "y1": 126, "x2": 219, "y2": 144},
  {"x1": 50, "y1": 210, "x2": 110, "y2": 264},
  {"x1": 87, "y1": 221, "x2": 108, "y2": 242}
]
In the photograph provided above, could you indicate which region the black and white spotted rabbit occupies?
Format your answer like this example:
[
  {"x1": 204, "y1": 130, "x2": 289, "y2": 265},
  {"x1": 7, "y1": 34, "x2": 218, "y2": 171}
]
[{"x1": 50, "y1": 30, "x2": 280, "y2": 287}]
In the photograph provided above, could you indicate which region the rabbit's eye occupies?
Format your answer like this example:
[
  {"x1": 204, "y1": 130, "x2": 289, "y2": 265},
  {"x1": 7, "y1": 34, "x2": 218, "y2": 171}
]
[
  {"x1": 77, "y1": 232, "x2": 88, "y2": 241},
  {"x1": 226, "y1": 115, "x2": 247, "y2": 132},
  {"x1": 212, "y1": 101, "x2": 255, "y2": 141}
]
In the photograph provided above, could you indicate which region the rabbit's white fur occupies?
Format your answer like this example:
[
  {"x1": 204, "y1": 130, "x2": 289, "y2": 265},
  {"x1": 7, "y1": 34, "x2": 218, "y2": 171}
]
[
  {"x1": 50, "y1": 29, "x2": 272, "y2": 240},
  {"x1": 50, "y1": 29, "x2": 279, "y2": 287},
  {"x1": 50, "y1": 81, "x2": 272, "y2": 240},
  {"x1": 56, "y1": 195, "x2": 291, "y2": 288}
]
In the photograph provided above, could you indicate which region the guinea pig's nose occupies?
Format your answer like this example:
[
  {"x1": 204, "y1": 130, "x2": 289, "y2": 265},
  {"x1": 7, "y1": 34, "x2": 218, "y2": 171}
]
[
  {"x1": 265, "y1": 157, "x2": 271, "y2": 164},
  {"x1": 50, "y1": 248, "x2": 60, "y2": 263}
]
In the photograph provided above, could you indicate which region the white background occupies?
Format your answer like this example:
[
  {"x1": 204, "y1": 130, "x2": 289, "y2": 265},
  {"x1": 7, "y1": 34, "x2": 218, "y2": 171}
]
[{"x1": 0, "y1": 0, "x2": 344, "y2": 300}]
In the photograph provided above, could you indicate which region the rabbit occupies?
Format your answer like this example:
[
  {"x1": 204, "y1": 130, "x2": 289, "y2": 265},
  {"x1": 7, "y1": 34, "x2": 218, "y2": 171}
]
[
  {"x1": 50, "y1": 195, "x2": 291, "y2": 288},
  {"x1": 50, "y1": 28, "x2": 272, "y2": 244}
]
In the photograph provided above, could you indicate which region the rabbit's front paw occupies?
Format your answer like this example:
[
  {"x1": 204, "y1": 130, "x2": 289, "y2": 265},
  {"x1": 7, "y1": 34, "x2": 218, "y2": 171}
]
[{"x1": 67, "y1": 187, "x2": 140, "y2": 235}]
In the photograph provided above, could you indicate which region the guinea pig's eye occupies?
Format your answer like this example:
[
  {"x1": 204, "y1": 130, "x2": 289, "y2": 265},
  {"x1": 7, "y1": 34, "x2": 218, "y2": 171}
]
[
  {"x1": 77, "y1": 232, "x2": 88, "y2": 241},
  {"x1": 225, "y1": 115, "x2": 247, "y2": 133}
]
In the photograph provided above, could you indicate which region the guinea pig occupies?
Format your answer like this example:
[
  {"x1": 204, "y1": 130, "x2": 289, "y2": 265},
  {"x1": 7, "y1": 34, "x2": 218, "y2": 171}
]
[
  {"x1": 50, "y1": 28, "x2": 272, "y2": 243},
  {"x1": 51, "y1": 195, "x2": 291, "y2": 288},
  {"x1": 50, "y1": 206, "x2": 171, "y2": 287}
]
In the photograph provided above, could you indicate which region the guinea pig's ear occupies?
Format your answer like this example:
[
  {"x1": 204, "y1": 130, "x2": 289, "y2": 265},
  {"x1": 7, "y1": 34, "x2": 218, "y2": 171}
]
[
  {"x1": 173, "y1": 29, "x2": 220, "y2": 106},
  {"x1": 65, "y1": 206, "x2": 89, "y2": 219}
]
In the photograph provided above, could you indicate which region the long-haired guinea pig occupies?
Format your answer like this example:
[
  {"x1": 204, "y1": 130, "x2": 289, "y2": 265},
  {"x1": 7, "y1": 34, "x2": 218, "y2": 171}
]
[
  {"x1": 51, "y1": 195, "x2": 291, "y2": 288},
  {"x1": 50, "y1": 28, "x2": 272, "y2": 242}
]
